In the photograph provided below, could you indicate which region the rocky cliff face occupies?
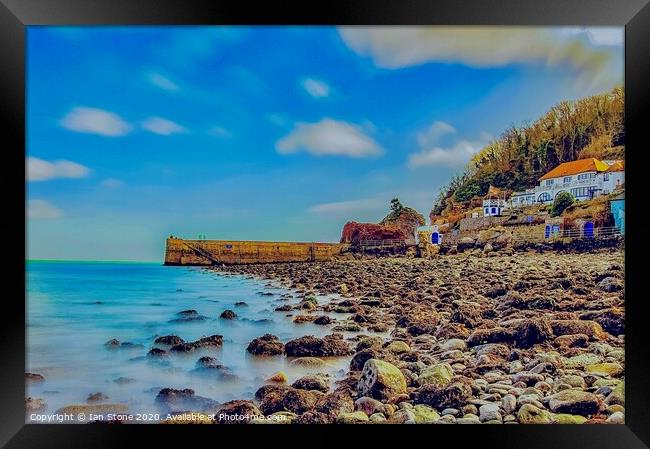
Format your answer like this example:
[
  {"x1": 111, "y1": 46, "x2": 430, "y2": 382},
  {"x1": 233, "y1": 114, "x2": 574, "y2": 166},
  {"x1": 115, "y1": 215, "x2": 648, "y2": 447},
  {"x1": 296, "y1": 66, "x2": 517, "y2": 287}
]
[
  {"x1": 340, "y1": 222, "x2": 406, "y2": 244},
  {"x1": 379, "y1": 207, "x2": 425, "y2": 240},
  {"x1": 340, "y1": 200, "x2": 426, "y2": 244}
]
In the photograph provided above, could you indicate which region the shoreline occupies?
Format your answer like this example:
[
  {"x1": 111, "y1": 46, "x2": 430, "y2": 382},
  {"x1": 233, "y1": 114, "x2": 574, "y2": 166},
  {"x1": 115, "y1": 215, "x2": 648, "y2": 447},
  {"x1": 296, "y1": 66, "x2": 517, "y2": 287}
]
[{"x1": 203, "y1": 248, "x2": 625, "y2": 424}]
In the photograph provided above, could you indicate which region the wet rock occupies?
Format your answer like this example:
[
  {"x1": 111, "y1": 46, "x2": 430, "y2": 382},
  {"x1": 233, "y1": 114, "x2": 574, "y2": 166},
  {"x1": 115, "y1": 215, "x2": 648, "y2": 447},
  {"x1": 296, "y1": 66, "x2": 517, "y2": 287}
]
[
  {"x1": 385, "y1": 340, "x2": 410, "y2": 354},
  {"x1": 147, "y1": 348, "x2": 168, "y2": 358},
  {"x1": 597, "y1": 277, "x2": 623, "y2": 292},
  {"x1": 551, "y1": 320, "x2": 608, "y2": 340},
  {"x1": 548, "y1": 390, "x2": 600, "y2": 415},
  {"x1": 479, "y1": 403, "x2": 502, "y2": 422},
  {"x1": 356, "y1": 336, "x2": 383, "y2": 352},
  {"x1": 293, "y1": 411, "x2": 333, "y2": 424},
  {"x1": 86, "y1": 392, "x2": 109, "y2": 403},
  {"x1": 234, "y1": 301, "x2": 248, "y2": 307},
  {"x1": 113, "y1": 377, "x2": 135, "y2": 385},
  {"x1": 418, "y1": 363, "x2": 454, "y2": 387},
  {"x1": 154, "y1": 335, "x2": 185, "y2": 346},
  {"x1": 451, "y1": 304, "x2": 483, "y2": 328},
  {"x1": 585, "y1": 362, "x2": 624, "y2": 377},
  {"x1": 435, "y1": 323, "x2": 470, "y2": 340},
  {"x1": 292, "y1": 375, "x2": 329, "y2": 393},
  {"x1": 467, "y1": 327, "x2": 514, "y2": 347},
  {"x1": 267, "y1": 371, "x2": 288, "y2": 383},
  {"x1": 195, "y1": 356, "x2": 222, "y2": 369},
  {"x1": 553, "y1": 334, "x2": 589, "y2": 348},
  {"x1": 412, "y1": 404, "x2": 440, "y2": 423},
  {"x1": 104, "y1": 339, "x2": 144, "y2": 349},
  {"x1": 25, "y1": 397, "x2": 47, "y2": 413},
  {"x1": 247, "y1": 334, "x2": 284, "y2": 356},
  {"x1": 354, "y1": 397, "x2": 385, "y2": 416},
  {"x1": 607, "y1": 411, "x2": 625, "y2": 424},
  {"x1": 220, "y1": 309, "x2": 237, "y2": 319},
  {"x1": 357, "y1": 359, "x2": 407, "y2": 401},
  {"x1": 580, "y1": 308, "x2": 625, "y2": 336},
  {"x1": 215, "y1": 400, "x2": 262, "y2": 424},
  {"x1": 387, "y1": 408, "x2": 416, "y2": 424},
  {"x1": 512, "y1": 318, "x2": 553, "y2": 348},
  {"x1": 315, "y1": 390, "x2": 354, "y2": 416},
  {"x1": 337, "y1": 411, "x2": 369, "y2": 423},
  {"x1": 280, "y1": 388, "x2": 324, "y2": 414},
  {"x1": 517, "y1": 404, "x2": 554, "y2": 424},
  {"x1": 25, "y1": 373, "x2": 45, "y2": 383},
  {"x1": 290, "y1": 357, "x2": 328, "y2": 367},
  {"x1": 564, "y1": 353, "x2": 602, "y2": 369},
  {"x1": 604, "y1": 380, "x2": 625, "y2": 406},
  {"x1": 415, "y1": 380, "x2": 472, "y2": 410},
  {"x1": 275, "y1": 305, "x2": 292, "y2": 312},
  {"x1": 170, "y1": 334, "x2": 223, "y2": 352},
  {"x1": 284, "y1": 334, "x2": 352, "y2": 357},
  {"x1": 155, "y1": 388, "x2": 218, "y2": 412},
  {"x1": 314, "y1": 315, "x2": 332, "y2": 325}
]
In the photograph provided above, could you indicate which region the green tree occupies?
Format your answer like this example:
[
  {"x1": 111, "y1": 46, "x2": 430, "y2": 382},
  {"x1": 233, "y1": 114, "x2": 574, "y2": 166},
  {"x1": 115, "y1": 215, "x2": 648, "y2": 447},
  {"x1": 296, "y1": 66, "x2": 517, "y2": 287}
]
[
  {"x1": 390, "y1": 198, "x2": 404, "y2": 214},
  {"x1": 551, "y1": 191, "x2": 575, "y2": 217}
]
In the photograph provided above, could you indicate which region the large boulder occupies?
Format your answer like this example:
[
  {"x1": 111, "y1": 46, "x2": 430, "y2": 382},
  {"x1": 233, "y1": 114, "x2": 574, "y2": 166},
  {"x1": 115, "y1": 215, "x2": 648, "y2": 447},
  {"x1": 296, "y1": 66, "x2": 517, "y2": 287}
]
[
  {"x1": 284, "y1": 334, "x2": 352, "y2": 357},
  {"x1": 357, "y1": 359, "x2": 407, "y2": 401},
  {"x1": 512, "y1": 318, "x2": 554, "y2": 348},
  {"x1": 548, "y1": 390, "x2": 600, "y2": 416},
  {"x1": 417, "y1": 363, "x2": 454, "y2": 387},
  {"x1": 292, "y1": 375, "x2": 329, "y2": 393},
  {"x1": 246, "y1": 334, "x2": 284, "y2": 356},
  {"x1": 415, "y1": 380, "x2": 472, "y2": 410},
  {"x1": 467, "y1": 327, "x2": 514, "y2": 347},
  {"x1": 215, "y1": 400, "x2": 263, "y2": 424},
  {"x1": 550, "y1": 320, "x2": 609, "y2": 340}
]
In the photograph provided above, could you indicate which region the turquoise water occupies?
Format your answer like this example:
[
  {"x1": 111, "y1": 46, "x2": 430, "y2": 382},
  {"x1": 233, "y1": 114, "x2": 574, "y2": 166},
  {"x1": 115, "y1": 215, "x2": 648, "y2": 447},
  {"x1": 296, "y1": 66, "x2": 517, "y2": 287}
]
[{"x1": 26, "y1": 261, "x2": 353, "y2": 419}]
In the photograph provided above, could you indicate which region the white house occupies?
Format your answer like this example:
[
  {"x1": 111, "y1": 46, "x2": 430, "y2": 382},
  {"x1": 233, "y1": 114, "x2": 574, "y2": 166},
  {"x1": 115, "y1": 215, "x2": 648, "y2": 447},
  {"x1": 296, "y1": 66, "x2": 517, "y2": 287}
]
[
  {"x1": 482, "y1": 198, "x2": 508, "y2": 216},
  {"x1": 510, "y1": 158, "x2": 624, "y2": 206}
]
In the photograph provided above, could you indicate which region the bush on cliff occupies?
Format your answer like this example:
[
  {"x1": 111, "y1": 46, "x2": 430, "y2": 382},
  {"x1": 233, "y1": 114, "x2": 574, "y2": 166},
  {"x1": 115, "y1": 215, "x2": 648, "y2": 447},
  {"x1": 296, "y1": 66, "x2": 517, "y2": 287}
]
[{"x1": 551, "y1": 191, "x2": 575, "y2": 217}]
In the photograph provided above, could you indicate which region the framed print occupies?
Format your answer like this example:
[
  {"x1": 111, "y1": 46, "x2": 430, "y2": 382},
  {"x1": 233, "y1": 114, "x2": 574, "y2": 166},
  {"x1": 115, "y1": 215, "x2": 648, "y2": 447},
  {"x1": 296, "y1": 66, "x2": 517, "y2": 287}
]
[{"x1": 1, "y1": 0, "x2": 649, "y2": 447}]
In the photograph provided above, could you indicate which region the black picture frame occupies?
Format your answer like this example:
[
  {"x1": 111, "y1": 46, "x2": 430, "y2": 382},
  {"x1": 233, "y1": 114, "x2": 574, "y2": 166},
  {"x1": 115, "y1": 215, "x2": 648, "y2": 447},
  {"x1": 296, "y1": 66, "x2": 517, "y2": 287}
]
[{"x1": 2, "y1": 0, "x2": 649, "y2": 447}]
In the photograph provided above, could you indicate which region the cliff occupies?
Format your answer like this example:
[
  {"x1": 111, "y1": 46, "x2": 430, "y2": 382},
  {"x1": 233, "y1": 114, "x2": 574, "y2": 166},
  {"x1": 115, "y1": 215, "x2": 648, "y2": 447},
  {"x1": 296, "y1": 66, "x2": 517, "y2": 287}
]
[{"x1": 340, "y1": 198, "x2": 425, "y2": 244}]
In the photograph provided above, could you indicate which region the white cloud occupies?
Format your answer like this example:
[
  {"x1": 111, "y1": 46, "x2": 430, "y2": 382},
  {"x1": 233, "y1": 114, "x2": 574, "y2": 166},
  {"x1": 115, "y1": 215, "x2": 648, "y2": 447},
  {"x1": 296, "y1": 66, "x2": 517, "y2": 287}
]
[
  {"x1": 148, "y1": 72, "x2": 180, "y2": 92},
  {"x1": 27, "y1": 200, "x2": 63, "y2": 219},
  {"x1": 60, "y1": 107, "x2": 132, "y2": 137},
  {"x1": 141, "y1": 117, "x2": 187, "y2": 135},
  {"x1": 339, "y1": 27, "x2": 622, "y2": 91},
  {"x1": 408, "y1": 139, "x2": 486, "y2": 168},
  {"x1": 301, "y1": 78, "x2": 331, "y2": 98},
  {"x1": 277, "y1": 118, "x2": 384, "y2": 158},
  {"x1": 308, "y1": 198, "x2": 384, "y2": 214},
  {"x1": 27, "y1": 157, "x2": 91, "y2": 181},
  {"x1": 208, "y1": 126, "x2": 232, "y2": 138},
  {"x1": 417, "y1": 121, "x2": 456, "y2": 148},
  {"x1": 101, "y1": 178, "x2": 124, "y2": 188}
]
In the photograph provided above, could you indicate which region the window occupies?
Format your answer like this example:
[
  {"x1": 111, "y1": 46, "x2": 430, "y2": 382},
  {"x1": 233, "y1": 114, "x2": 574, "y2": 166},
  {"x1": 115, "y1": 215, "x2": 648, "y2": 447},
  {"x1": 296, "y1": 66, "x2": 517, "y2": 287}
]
[
  {"x1": 563, "y1": 176, "x2": 571, "y2": 183},
  {"x1": 578, "y1": 174, "x2": 588, "y2": 181},
  {"x1": 491, "y1": 207, "x2": 497, "y2": 214},
  {"x1": 484, "y1": 208, "x2": 489, "y2": 215},
  {"x1": 545, "y1": 179, "x2": 553, "y2": 186},
  {"x1": 604, "y1": 173, "x2": 610, "y2": 181},
  {"x1": 538, "y1": 192, "x2": 551, "y2": 202},
  {"x1": 571, "y1": 187, "x2": 588, "y2": 197}
]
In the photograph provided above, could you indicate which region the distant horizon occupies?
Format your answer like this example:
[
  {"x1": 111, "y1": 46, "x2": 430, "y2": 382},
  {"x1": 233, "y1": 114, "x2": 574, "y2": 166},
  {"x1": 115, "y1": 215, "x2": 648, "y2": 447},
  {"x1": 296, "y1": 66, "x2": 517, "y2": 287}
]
[{"x1": 27, "y1": 26, "x2": 623, "y2": 261}]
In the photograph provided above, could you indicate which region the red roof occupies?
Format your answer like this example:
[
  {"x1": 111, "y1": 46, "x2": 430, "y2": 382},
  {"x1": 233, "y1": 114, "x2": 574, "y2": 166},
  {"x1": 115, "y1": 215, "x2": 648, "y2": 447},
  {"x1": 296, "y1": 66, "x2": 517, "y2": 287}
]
[{"x1": 539, "y1": 158, "x2": 609, "y2": 181}]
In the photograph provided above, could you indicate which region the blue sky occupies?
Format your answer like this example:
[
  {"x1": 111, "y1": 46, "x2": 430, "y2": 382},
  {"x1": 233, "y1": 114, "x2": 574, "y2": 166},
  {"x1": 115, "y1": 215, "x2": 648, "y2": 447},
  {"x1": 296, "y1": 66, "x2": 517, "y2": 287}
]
[{"x1": 26, "y1": 26, "x2": 623, "y2": 261}]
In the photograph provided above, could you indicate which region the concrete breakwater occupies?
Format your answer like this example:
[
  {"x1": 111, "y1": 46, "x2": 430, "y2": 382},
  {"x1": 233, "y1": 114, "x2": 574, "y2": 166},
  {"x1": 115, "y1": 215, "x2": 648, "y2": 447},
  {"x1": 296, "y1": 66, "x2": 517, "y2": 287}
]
[{"x1": 164, "y1": 237, "x2": 347, "y2": 265}]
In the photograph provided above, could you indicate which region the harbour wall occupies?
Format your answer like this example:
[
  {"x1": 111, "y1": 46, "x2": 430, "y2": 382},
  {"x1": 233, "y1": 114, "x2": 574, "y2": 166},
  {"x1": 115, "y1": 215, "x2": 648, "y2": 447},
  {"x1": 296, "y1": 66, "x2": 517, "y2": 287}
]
[{"x1": 164, "y1": 238, "x2": 347, "y2": 265}]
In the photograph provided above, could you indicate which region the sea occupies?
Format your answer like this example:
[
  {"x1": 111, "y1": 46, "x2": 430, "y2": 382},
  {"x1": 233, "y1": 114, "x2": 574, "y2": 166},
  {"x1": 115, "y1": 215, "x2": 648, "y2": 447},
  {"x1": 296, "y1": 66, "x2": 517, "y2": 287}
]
[{"x1": 26, "y1": 261, "x2": 355, "y2": 421}]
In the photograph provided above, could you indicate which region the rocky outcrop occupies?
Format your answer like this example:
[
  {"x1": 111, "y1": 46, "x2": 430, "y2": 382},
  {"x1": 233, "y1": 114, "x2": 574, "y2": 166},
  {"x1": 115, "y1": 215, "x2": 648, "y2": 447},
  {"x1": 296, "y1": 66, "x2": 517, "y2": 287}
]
[
  {"x1": 284, "y1": 334, "x2": 353, "y2": 357},
  {"x1": 246, "y1": 334, "x2": 284, "y2": 356},
  {"x1": 340, "y1": 222, "x2": 406, "y2": 244}
]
